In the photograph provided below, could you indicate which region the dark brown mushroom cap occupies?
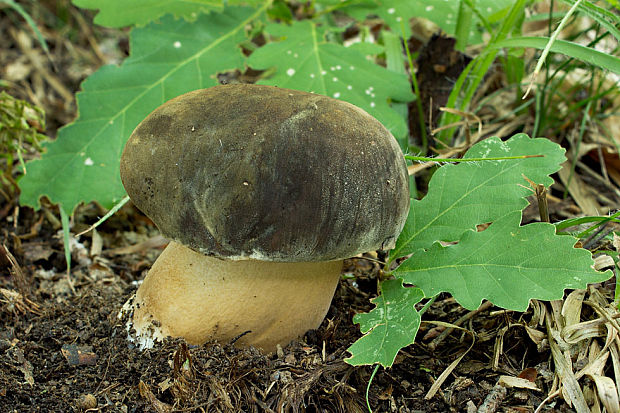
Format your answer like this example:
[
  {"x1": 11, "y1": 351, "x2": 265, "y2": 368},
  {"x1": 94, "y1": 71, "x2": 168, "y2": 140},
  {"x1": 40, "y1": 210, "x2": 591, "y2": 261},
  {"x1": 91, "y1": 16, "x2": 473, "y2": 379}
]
[{"x1": 120, "y1": 84, "x2": 409, "y2": 262}]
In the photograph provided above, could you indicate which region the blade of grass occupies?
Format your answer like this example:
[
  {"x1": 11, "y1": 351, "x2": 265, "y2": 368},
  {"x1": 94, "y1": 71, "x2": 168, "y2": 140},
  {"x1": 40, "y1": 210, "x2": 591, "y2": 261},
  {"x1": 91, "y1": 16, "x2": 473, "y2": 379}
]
[
  {"x1": 492, "y1": 37, "x2": 620, "y2": 75},
  {"x1": 555, "y1": 214, "x2": 620, "y2": 233},
  {"x1": 562, "y1": 99, "x2": 592, "y2": 198},
  {"x1": 554, "y1": 211, "x2": 620, "y2": 238},
  {"x1": 455, "y1": 0, "x2": 474, "y2": 51},
  {"x1": 561, "y1": 0, "x2": 620, "y2": 41},
  {"x1": 522, "y1": 0, "x2": 585, "y2": 98},
  {"x1": 463, "y1": 0, "x2": 493, "y2": 34},
  {"x1": 383, "y1": 30, "x2": 409, "y2": 153},
  {"x1": 3, "y1": 0, "x2": 51, "y2": 55},
  {"x1": 437, "y1": 0, "x2": 528, "y2": 143},
  {"x1": 576, "y1": 210, "x2": 620, "y2": 239},
  {"x1": 75, "y1": 195, "x2": 131, "y2": 237},
  {"x1": 383, "y1": 29, "x2": 418, "y2": 198},
  {"x1": 400, "y1": 20, "x2": 427, "y2": 155}
]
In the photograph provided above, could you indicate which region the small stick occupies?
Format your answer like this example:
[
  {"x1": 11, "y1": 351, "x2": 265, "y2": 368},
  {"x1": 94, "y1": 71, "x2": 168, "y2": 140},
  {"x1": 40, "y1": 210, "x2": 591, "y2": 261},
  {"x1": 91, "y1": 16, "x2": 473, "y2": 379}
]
[
  {"x1": 522, "y1": 175, "x2": 549, "y2": 222},
  {"x1": 477, "y1": 383, "x2": 507, "y2": 413},
  {"x1": 428, "y1": 300, "x2": 493, "y2": 351},
  {"x1": 535, "y1": 184, "x2": 549, "y2": 223}
]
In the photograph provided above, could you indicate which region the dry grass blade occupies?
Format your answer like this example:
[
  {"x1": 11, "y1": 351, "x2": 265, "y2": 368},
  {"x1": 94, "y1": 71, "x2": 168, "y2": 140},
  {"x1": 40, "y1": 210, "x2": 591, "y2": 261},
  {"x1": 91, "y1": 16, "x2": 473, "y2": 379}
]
[
  {"x1": 10, "y1": 29, "x2": 73, "y2": 104},
  {"x1": 0, "y1": 287, "x2": 42, "y2": 315},
  {"x1": 563, "y1": 289, "x2": 586, "y2": 328},
  {"x1": 138, "y1": 380, "x2": 173, "y2": 413},
  {"x1": 610, "y1": 344, "x2": 620, "y2": 402},
  {"x1": 428, "y1": 301, "x2": 492, "y2": 351},
  {"x1": 423, "y1": 321, "x2": 475, "y2": 400},
  {"x1": 558, "y1": 161, "x2": 603, "y2": 216},
  {"x1": 545, "y1": 308, "x2": 590, "y2": 411},
  {"x1": 534, "y1": 284, "x2": 620, "y2": 412},
  {"x1": 498, "y1": 375, "x2": 542, "y2": 392},
  {"x1": 587, "y1": 374, "x2": 619, "y2": 413},
  {"x1": 1, "y1": 243, "x2": 32, "y2": 298},
  {"x1": 562, "y1": 318, "x2": 608, "y2": 344}
]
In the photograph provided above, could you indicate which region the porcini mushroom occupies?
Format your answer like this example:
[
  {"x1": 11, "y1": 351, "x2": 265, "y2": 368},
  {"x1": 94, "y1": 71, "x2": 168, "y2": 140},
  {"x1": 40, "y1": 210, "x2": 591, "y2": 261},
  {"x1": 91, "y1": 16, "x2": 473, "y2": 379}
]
[{"x1": 119, "y1": 84, "x2": 409, "y2": 352}]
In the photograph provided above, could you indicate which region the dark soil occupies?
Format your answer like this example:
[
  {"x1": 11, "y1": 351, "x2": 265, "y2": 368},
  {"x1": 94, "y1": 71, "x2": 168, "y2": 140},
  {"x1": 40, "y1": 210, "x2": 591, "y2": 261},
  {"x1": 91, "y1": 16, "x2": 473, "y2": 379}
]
[
  {"x1": 1, "y1": 2, "x2": 618, "y2": 412},
  {"x1": 0, "y1": 203, "x2": 589, "y2": 412}
]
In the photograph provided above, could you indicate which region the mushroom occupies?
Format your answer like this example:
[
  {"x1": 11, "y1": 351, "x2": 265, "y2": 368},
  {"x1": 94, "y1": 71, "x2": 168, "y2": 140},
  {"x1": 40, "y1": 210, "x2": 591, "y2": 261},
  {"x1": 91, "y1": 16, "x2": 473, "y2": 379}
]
[{"x1": 119, "y1": 84, "x2": 409, "y2": 352}]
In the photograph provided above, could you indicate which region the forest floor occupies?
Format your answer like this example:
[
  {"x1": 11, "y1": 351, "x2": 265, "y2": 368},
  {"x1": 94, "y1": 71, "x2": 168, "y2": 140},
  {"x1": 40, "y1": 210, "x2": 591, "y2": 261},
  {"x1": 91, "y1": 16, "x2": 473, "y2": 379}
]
[{"x1": 1, "y1": 2, "x2": 619, "y2": 412}]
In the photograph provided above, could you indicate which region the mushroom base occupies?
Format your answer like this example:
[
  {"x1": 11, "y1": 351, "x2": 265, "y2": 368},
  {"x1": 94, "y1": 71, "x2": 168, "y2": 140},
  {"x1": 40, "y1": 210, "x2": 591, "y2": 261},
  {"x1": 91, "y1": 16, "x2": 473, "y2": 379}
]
[{"x1": 125, "y1": 241, "x2": 343, "y2": 352}]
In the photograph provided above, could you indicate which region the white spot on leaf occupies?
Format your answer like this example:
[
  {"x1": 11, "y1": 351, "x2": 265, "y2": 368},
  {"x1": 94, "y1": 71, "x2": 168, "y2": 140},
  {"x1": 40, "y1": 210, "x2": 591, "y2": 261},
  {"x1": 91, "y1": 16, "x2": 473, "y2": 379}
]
[
  {"x1": 286, "y1": 68, "x2": 295, "y2": 76},
  {"x1": 173, "y1": 41, "x2": 181, "y2": 48},
  {"x1": 387, "y1": 7, "x2": 395, "y2": 14},
  {"x1": 333, "y1": 92, "x2": 340, "y2": 98},
  {"x1": 84, "y1": 157, "x2": 94, "y2": 166}
]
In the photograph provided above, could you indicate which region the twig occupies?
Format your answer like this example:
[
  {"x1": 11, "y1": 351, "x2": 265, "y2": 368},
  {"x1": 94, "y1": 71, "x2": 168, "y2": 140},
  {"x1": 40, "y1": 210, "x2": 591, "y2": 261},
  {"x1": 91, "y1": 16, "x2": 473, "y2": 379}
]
[
  {"x1": 477, "y1": 383, "x2": 507, "y2": 413},
  {"x1": 428, "y1": 300, "x2": 493, "y2": 351}
]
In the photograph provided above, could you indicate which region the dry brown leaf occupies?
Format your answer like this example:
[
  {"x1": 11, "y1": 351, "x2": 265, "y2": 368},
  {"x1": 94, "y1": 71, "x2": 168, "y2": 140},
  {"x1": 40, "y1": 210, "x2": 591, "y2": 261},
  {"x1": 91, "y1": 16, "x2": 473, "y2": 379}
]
[
  {"x1": 498, "y1": 375, "x2": 542, "y2": 392},
  {"x1": 558, "y1": 162, "x2": 602, "y2": 215}
]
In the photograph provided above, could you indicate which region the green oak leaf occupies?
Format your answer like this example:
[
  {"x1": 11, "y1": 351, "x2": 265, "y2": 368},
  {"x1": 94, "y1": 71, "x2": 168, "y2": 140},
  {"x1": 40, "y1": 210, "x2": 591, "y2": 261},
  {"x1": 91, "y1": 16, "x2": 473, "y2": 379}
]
[
  {"x1": 392, "y1": 134, "x2": 566, "y2": 260},
  {"x1": 19, "y1": 6, "x2": 268, "y2": 214},
  {"x1": 72, "y1": 0, "x2": 222, "y2": 27},
  {"x1": 247, "y1": 20, "x2": 414, "y2": 139},
  {"x1": 394, "y1": 211, "x2": 612, "y2": 311},
  {"x1": 72, "y1": 0, "x2": 261, "y2": 28},
  {"x1": 346, "y1": 279, "x2": 424, "y2": 367},
  {"x1": 342, "y1": 0, "x2": 514, "y2": 41}
]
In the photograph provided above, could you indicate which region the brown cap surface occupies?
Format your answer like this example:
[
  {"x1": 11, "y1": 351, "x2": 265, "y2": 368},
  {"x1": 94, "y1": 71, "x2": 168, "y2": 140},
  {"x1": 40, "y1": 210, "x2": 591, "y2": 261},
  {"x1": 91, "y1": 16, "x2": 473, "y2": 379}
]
[{"x1": 120, "y1": 84, "x2": 409, "y2": 262}]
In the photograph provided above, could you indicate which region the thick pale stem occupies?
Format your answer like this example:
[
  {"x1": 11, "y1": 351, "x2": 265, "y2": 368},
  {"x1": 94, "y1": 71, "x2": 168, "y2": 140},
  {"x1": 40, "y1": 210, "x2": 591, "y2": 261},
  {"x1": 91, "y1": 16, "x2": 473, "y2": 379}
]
[{"x1": 126, "y1": 241, "x2": 343, "y2": 352}]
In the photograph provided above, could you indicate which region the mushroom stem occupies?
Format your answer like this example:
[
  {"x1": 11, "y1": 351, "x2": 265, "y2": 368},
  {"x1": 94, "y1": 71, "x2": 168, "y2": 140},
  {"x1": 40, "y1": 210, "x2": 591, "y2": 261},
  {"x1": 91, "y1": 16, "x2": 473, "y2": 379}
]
[{"x1": 126, "y1": 241, "x2": 343, "y2": 352}]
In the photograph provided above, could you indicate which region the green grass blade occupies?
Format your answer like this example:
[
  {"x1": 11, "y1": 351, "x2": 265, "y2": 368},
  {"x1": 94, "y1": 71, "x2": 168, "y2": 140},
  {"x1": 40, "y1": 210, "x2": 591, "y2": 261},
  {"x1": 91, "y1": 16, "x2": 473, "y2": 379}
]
[
  {"x1": 455, "y1": 0, "x2": 474, "y2": 51},
  {"x1": 438, "y1": 0, "x2": 527, "y2": 142},
  {"x1": 382, "y1": 30, "x2": 409, "y2": 152},
  {"x1": 561, "y1": 0, "x2": 620, "y2": 41},
  {"x1": 555, "y1": 215, "x2": 620, "y2": 232},
  {"x1": 491, "y1": 36, "x2": 620, "y2": 74},
  {"x1": 3, "y1": 0, "x2": 50, "y2": 53}
]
